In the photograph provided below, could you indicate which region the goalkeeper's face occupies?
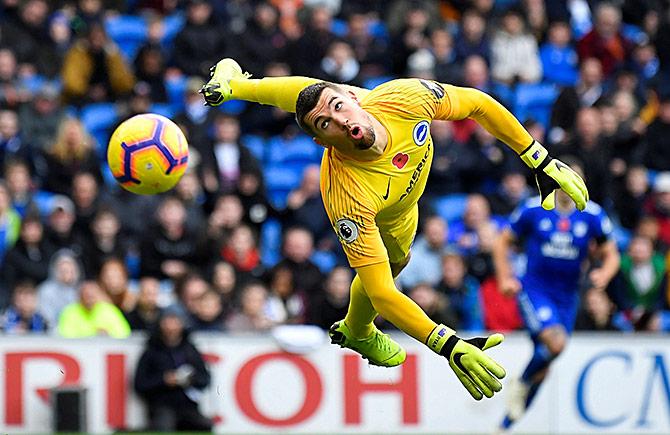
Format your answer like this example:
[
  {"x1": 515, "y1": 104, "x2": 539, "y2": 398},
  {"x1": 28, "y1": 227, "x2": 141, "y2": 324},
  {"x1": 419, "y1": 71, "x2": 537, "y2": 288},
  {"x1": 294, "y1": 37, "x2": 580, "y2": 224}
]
[{"x1": 305, "y1": 87, "x2": 376, "y2": 151}]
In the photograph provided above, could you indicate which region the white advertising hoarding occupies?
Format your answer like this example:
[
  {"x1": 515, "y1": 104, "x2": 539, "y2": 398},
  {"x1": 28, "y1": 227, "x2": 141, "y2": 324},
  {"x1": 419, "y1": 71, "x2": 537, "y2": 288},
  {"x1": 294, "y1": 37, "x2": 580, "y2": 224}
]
[{"x1": 0, "y1": 333, "x2": 668, "y2": 434}]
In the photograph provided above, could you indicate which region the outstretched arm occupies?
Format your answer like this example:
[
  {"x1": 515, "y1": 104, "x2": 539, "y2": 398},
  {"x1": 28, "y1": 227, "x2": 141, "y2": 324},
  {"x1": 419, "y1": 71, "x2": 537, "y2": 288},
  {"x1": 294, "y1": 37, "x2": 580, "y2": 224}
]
[{"x1": 202, "y1": 58, "x2": 369, "y2": 113}]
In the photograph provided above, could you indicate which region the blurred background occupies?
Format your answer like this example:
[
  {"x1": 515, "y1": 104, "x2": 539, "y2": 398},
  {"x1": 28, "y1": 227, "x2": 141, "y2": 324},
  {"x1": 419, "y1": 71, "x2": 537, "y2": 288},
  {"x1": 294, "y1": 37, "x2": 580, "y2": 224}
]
[{"x1": 0, "y1": 0, "x2": 669, "y2": 433}]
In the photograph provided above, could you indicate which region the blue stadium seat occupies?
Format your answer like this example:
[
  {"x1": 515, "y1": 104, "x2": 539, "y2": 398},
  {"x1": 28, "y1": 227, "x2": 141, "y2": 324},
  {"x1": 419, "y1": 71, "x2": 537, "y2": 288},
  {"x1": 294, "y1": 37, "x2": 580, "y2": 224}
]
[
  {"x1": 513, "y1": 82, "x2": 559, "y2": 128},
  {"x1": 218, "y1": 99, "x2": 247, "y2": 115},
  {"x1": 331, "y1": 19, "x2": 348, "y2": 37},
  {"x1": 260, "y1": 218, "x2": 282, "y2": 266},
  {"x1": 264, "y1": 165, "x2": 302, "y2": 191},
  {"x1": 105, "y1": 15, "x2": 148, "y2": 60},
  {"x1": 150, "y1": 103, "x2": 177, "y2": 119},
  {"x1": 363, "y1": 76, "x2": 394, "y2": 90},
  {"x1": 80, "y1": 103, "x2": 118, "y2": 135},
  {"x1": 267, "y1": 135, "x2": 321, "y2": 164},
  {"x1": 162, "y1": 13, "x2": 185, "y2": 45},
  {"x1": 241, "y1": 134, "x2": 266, "y2": 161},
  {"x1": 165, "y1": 75, "x2": 187, "y2": 107},
  {"x1": 32, "y1": 190, "x2": 56, "y2": 217},
  {"x1": 311, "y1": 250, "x2": 337, "y2": 273},
  {"x1": 431, "y1": 193, "x2": 468, "y2": 224}
]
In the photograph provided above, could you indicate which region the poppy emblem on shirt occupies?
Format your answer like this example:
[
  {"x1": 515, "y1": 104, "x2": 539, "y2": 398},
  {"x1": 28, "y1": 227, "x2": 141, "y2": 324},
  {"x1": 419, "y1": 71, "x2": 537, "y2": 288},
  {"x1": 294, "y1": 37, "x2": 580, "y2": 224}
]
[
  {"x1": 336, "y1": 218, "x2": 358, "y2": 244},
  {"x1": 392, "y1": 153, "x2": 409, "y2": 169},
  {"x1": 558, "y1": 218, "x2": 571, "y2": 232},
  {"x1": 413, "y1": 120, "x2": 430, "y2": 146}
]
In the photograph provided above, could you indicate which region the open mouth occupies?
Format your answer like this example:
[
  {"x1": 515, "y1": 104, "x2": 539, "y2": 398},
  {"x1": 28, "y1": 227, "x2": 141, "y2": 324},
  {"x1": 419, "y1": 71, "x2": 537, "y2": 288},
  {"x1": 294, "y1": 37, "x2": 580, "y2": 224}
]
[{"x1": 350, "y1": 125, "x2": 363, "y2": 140}]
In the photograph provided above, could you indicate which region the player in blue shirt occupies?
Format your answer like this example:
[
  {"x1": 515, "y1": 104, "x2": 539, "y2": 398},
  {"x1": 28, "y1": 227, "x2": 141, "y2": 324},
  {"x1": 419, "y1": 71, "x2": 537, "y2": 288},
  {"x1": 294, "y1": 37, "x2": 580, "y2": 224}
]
[{"x1": 492, "y1": 162, "x2": 620, "y2": 431}]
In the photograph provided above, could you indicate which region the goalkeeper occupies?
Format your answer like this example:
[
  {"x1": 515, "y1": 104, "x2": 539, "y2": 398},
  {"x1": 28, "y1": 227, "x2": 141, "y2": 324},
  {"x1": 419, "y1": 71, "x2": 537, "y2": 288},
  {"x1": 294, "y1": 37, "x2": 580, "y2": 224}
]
[{"x1": 201, "y1": 59, "x2": 589, "y2": 401}]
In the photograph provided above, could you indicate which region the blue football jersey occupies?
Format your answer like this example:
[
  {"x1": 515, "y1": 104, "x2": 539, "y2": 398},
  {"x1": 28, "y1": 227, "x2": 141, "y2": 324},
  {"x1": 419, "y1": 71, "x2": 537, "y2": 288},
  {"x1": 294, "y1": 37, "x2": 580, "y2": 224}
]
[{"x1": 508, "y1": 197, "x2": 613, "y2": 293}]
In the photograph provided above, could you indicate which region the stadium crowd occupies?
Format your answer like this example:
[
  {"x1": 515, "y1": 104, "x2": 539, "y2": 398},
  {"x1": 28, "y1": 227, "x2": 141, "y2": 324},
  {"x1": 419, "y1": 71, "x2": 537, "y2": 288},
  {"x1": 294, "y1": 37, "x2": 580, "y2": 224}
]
[{"x1": 0, "y1": 0, "x2": 669, "y2": 343}]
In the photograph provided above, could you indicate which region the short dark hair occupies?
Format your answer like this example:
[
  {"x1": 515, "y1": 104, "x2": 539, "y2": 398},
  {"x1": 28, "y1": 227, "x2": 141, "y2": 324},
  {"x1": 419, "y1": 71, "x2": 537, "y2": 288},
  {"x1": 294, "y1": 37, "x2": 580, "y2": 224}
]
[{"x1": 295, "y1": 81, "x2": 343, "y2": 136}]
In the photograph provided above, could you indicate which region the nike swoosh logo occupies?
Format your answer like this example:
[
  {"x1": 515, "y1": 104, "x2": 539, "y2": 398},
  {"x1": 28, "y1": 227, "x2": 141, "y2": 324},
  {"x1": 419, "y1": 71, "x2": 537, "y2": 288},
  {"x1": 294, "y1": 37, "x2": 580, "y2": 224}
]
[{"x1": 382, "y1": 177, "x2": 391, "y2": 200}]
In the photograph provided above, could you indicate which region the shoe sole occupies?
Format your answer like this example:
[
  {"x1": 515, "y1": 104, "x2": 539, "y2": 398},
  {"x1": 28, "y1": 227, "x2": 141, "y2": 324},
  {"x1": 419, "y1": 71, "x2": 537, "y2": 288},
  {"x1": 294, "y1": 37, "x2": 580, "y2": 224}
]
[{"x1": 329, "y1": 321, "x2": 406, "y2": 367}]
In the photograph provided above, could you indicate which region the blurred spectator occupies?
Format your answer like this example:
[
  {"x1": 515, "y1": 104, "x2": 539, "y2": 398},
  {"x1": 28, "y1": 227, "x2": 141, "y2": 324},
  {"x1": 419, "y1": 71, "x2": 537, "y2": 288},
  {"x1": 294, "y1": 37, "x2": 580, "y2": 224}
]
[
  {"x1": 284, "y1": 164, "x2": 332, "y2": 248},
  {"x1": 539, "y1": 20, "x2": 579, "y2": 86},
  {"x1": 45, "y1": 195, "x2": 86, "y2": 256},
  {"x1": 98, "y1": 257, "x2": 136, "y2": 313},
  {"x1": 613, "y1": 165, "x2": 650, "y2": 230},
  {"x1": 134, "y1": 307, "x2": 213, "y2": 432},
  {"x1": 4, "y1": 159, "x2": 36, "y2": 218},
  {"x1": 317, "y1": 40, "x2": 362, "y2": 86},
  {"x1": 611, "y1": 235, "x2": 666, "y2": 330},
  {"x1": 49, "y1": 11, "x2": 72, "y2": 57},
  {"x1": 0, "y1": 49, "x2": 30, "y2": 109},
  {"x1": 390, "y1": 2, "x2": 431, "y2": 75},
  {"x1": 574, "y1": 288, "x2": 621, "y2": 331},
  {"x1": 642, "y1": 94, "x2": 670, "y2": 171},
  {"x1": 555, "y1": 108, "x2": 611, "y2": 205},
  {"x1": 1, "y1": 213, "x2": 53, "y2": 292},
  {"x1": 424, "y1": 120, "x2": 465, "y2": 196},
  {"x1": 523, "y1": 0, "x2": 548, "y2": 40},
  {"x1": 449, "y1": 194, "x2": 502, "y2": 256},
  {"x1": 577, "y1": 2, "x2": 633, "y2": 78},
  {"x1": 490, "y1": 7, "x2": 542, "y2": 85},
  {"x1": 398, "y1": 215, "x2": 447, "y2": 290},
  {"x1": 0, "y1": 180, "x2": 20, "y2": 264},
  {"x1": 133, "y1": 44, "x2": 168, "y2": 103},
  {"x1": 209, "y1": 260, "x2": 238, "y2": 316},
  {"x1": 455, "y1": 9, "x2": 490, "y2": 64},
  {"x1": 287, "y1": 6, "x2": 335, "y2": 76},
  {"x1": 192, "y1": 288, "x2": 225, "y2": 331},
  {"x1": 115, "y1": 82, "x2": 154, "y2": 129},
  {"x1": 1, "y1": 0, "x2": 60, "y2": 77},
  {"x1": 225, "y1": 282, "x2": 274, "y2": 331},
  {"x1": 273, "y1": 226, "x2": 324, "y2": 295},
  {"x1": 58, "y1": 280, "x2": 131, "y2": 338},
  {"x1": 235, "y1": 2, "x2": 287, "y2": 77},
  {"x1": 18, "y1": 83, "x2": 66, "y2": 152},
  {"x1": 266, "y1": 265, "x2": 308, "y2": 324},
  {"x1": 240, "y1": 62, "x2": 296, "y2": 136},
  {"x1": 408, "y1": 283, "x2": 457, "y2": 327},
  {"x1": 174, "y1": 77, "x2": 214, "y2": 151},
  {"x1": 344, "y1": 11, "x2": 390, "y2": 79},
  {"x1": 175, "y1": 273, "x2": 209, "y2": 328},
  {"x1": 71, "y1": 171, "x2": 102, "y2": 239},
  {"x1": 461, "y1": 125, "x2": 510, "y2": 190},
  {"x1": 139, "y1": 196, "x2": 207, "y2": 280},
  {"x1": 428, "y1": 29, "x2": 461, "y2": 84},
  {"x1": 61, "y1": 21, "x2": 136, "y2": 104},
  {"x1": 37, "y1": 249, "x2": 82, "y2": 328},
  {"x1": 203, "y1": 113, "x2": 261, "y2": 194},
  {"x1": 487, "y1": 169, "x2": 531, "y2": 216},
  {"x1": 73, "y1": 0, "x2": 106, "y2": 28},
  {"x1": 236, "y1": 168, "x2": 275, "y2": 233},
  {"x1": 41, "y1": 117, "x2": 102, "y2": 195},
  {"x1": 435, "y1": 249, "x2": 484, "y2": 331},
  {"x1": 125, "y1": 276, "x2": 162, "y2": 331},
  {"x1": 0, "y1": 110, "x2": 33, "y2": 173},
  {"x1": 174, "y1": 170, "x2": 206, "y2": 232},
  {"x1": 549, "y1": 58, "x2": 605, "y2": 143},
  {"x1": 206, "y1": 193, "x2": 244, "y2": 252},
  {"x1": 220, "y1": 224, "x2": 263, "y2": 284},
  {"x1": 1, "y1": 281, "x2": 47, "y2": 333},
  {"x1": 172, "y1": 0, "x2": 226, "y2": 77},
  {"x1": 308, "y1": 265, "x2": 351, "y2": 330},
  {"x1": 81, "y1": 207, "x2": 129, "y2": 278}
]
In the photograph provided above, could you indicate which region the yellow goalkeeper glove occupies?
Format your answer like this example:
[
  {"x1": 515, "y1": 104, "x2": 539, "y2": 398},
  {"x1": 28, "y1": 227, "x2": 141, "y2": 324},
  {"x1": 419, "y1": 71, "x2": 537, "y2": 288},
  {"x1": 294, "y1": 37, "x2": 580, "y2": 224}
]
[
  {"x1": 427, "y1": 325, "x2": 506, "y2": 400},
  {"x1": 200, "y1": 58, "x2": 251, "y2": 106},
  {"x1": 520, "y1": 141, "x2": 589, "y2": 211}
]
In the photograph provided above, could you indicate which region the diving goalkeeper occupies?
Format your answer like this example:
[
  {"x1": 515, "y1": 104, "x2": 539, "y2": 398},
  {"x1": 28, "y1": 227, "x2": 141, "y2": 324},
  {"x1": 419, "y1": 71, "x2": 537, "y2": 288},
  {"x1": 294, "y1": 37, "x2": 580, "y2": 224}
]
[{"x1": 201, "y1": 59, "x2": 589, "y2": 401}]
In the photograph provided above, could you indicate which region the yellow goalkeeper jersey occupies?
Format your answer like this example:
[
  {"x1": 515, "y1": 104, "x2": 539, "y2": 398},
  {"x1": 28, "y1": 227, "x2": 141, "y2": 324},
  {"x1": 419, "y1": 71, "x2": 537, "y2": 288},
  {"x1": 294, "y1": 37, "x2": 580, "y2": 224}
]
[{"x1": 320, "y1": 78, "x2": 458, "y2": 268}]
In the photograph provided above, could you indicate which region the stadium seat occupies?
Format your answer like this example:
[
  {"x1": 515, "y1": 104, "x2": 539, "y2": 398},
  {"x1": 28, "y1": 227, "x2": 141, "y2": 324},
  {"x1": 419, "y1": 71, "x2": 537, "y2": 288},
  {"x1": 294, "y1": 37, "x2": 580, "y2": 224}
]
[
  {"x1": 265, "y1": 165, "x2": 302, "y2": 208},
  {"x1": 105, "y1": 15, "x2": 148, "y2": 60},
  {"x1": 513, "y1": 82, "x2": 559, "y2": 128},
  {"x1": 431, "y1": 193, "x2": 468, "y2": 224},
  {"x1": 331, "y1": 19, "x2": 348, "y2": 37},
  {"x1": 161, "y1": 13, "x2": 186, "y2": 45},
  {"x1": 267, "y1": 135, "x2": 321, "y2": 165},
  {"x1": 218, "y1": 99, "x2": 247, "y2": 115},
  {"x1": 165, "y1": 75, "x2": 188, "y2": 107},
  {"x1": 363, "y1": 76, "x2": 394, "y2": 90},
  {"x1": 260, "y1": 218, "x2": 282, "y2": 266},
  {"x1": 241, "y1": 134, "x2": 266, "y2": 162},
  {"x1": 80, "y1": 103, "x2": 118, "y2": 133},
  {"x1": 150, "y1": 103, "x2": 177, "y2": 119},
  {"x1": 311, "y1": 250, "x2": 337, "y2": 273}
]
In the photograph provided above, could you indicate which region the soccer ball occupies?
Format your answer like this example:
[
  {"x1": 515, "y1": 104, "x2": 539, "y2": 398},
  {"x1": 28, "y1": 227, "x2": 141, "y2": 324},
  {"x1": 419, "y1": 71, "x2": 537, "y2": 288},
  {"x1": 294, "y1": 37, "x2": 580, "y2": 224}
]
[{"x1": 107, "y1": 113, "x2": 189, "y2": 195}]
